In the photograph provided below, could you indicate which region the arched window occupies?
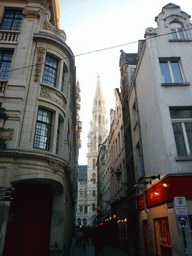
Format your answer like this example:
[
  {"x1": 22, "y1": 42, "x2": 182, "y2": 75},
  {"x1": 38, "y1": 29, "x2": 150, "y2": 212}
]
[
  {"x1": 83, "y1": 218, "x2": 87, "y2": 225},
  {"x1": 77, "y1": 218, "x2": 81, "y2": 226},
  {"x1": 170, "y1": 22, "x2": 186, "y2": 40}
]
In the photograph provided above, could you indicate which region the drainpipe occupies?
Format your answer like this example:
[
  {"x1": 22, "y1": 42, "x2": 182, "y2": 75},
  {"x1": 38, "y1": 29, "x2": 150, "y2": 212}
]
[{"x1": 133, "y1": 80, "x2": 153, "y2": 256}]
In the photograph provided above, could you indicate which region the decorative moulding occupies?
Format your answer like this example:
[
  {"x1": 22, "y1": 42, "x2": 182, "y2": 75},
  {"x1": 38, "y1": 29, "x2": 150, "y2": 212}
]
[
  {"x1": 0, "y1": 128, "x2": 14, "y2": 140},
  {"x1": 40, "y1": 84, "x2": 66, "y2": 109},
  {"x1": 48, "y1": 160, "x2": 64, "y2": 174},
  {"x1": 34, "y1": 46, "x2": 46, "y2": 82},
  {"x1": 22, "y1": 9, "x2": 41, "y2": 19},
  {"x1": 43, "y1": 19, "x2": 66, "y2": 41}
]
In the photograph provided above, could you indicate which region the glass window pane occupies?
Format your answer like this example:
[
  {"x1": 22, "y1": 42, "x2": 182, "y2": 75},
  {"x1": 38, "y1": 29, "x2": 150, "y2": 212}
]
[
  {"x1": 170, "y1": 109, "x2": 192, "y2": 119},
  {"x1": 178, "y1": 29, "x2": 185, "y2": 39},
  {"x1": 172, "y1": 123, "x2": 187, "y2": 156},
  {"x1": 171, "y1": 29, "x2": 178, "y2": 39},
  {"x1": 0, "y1": 10, "x2": 23, "y2": 31},
  {"x1": 160, "y1": 61, "x2": 172, "y2": 83},
  {"x1": 34, "y1": 109, "x2": 52, "y2": 150},
  {"x1": 42, "y1": 55, "x2": 58, "y2": 87},
  {"x1": 0, "y1": 52, "x2": 13, "y2": 79},
  {"x1": 170, "y1": 61, "x2": 183, "y2": 83},
  {"x1": 185, "y1": 123, "x2": 192, "y2": 155}
]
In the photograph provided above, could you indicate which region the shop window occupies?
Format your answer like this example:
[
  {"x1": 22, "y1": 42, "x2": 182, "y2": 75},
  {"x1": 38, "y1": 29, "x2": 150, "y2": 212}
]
[
  {"x1": 33, "y1": 108, "x2": 52, "y2": 150},
  {"x1": 0, "y1": 51, "x2": 13, "y2": 80},
  {"x1": 154, "y1": 217, "x2": 172, "y2": 256},
  {"x1": 42, "y1": 55, "x2": 58, "y2": 87},
  {"x1": 159, "y1": 59, "x2": 184, "y2": 84},
  {"x1": 0, "y1": 9, "x2": 23, "y2": 31},
  {"x1": 170, "y1": 108, "x2": 192, "y2": 156}
]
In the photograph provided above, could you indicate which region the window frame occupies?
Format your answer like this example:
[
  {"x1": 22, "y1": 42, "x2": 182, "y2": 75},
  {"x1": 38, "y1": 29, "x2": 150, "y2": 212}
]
[
  {"x1": 170, "y1": 107, "x2": 192, "y2": 157},
  {"x1": 33, "y1": 108, "x2": 52, "y2": 151},
  {"x1": 159, "y1": 58, "x2": 185, "y2": 84},
  {"x1": 42, "y1": 54, "x2": 59, "y2": 87},
  {"x1": 171, "y1": 28, "x2": 186, "y2": 40},
  {"x1": 0, "y1": 51, "x2": 13, "y2": 80},
  {"x1": 0, "y1": 9, "x2": 23, "y2": 31}
]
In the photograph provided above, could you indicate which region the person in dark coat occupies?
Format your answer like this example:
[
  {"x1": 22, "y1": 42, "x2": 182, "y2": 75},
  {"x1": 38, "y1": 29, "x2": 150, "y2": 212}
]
[{"x1": 90, "y1": 225, "x2": 103, "y2": 256}]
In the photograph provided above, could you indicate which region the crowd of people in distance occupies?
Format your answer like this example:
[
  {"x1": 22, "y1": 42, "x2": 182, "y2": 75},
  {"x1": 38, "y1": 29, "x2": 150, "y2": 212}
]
[{"x1": 74, "y1": 225, "x2": 104, "y2": 255}]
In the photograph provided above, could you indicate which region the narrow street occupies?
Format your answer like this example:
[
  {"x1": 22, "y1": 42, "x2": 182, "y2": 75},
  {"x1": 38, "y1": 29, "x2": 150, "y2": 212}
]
[{"x1": 69, "y1": 236, "x2": 128, "y2": 256}]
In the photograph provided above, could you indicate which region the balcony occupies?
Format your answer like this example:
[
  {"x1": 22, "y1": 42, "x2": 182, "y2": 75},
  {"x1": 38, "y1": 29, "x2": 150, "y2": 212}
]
[{"x1": 0, "y1": 30, "x2": 19, "y2": 43}]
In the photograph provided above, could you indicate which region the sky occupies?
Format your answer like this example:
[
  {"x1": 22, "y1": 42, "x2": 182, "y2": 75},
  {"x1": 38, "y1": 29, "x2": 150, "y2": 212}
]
[{"x1": 58, "y1": 0, "x2": 192, "y2": 165}]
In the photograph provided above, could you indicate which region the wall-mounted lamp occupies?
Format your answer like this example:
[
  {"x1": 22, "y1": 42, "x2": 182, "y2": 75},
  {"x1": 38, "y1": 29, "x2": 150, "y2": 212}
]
[
  {"x1": 0, "y1": 107, "x2": 8, "y2": 149},
  {"x1": 134, "y1": 174, "x2": 160, "y2": 187},
  {"x1": 114, "y1": 168, "x2": 122, "y2": 182}
]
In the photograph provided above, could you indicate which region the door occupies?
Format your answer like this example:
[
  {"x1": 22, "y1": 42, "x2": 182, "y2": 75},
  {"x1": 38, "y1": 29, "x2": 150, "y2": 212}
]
[
  {"x1": 3, "y1": 182, "x2": 54, "y2": 256},
  {"x1": 154, "y1": 217, "x2": 172, "y2": 256}
]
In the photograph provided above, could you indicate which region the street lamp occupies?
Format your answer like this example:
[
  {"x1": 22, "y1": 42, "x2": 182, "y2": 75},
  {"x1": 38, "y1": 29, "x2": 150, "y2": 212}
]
[{"x1": 0, "y1": 107, "x2": 8, "y2": 149}]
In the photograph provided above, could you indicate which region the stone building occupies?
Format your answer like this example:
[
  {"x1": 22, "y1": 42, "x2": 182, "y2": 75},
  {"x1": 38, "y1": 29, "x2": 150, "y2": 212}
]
[
  {"x1": 0, "y1": 0, "x2": 77, "y2": 255},
  {"x1": 122, "y1": 3, "x2": 192, "y2": 256},
  {"x1": 86, "y1": 74, "x2": 108, "y2": 225},
  {"x1": 76, "y1": 165, "x2": 88, "y2": 226}
]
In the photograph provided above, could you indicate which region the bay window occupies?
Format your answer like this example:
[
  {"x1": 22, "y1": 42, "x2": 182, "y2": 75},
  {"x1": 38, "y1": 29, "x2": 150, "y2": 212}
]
[
  {"x1": 33, "y1": 109, "x2": 52, "y2": 150},
  {"x1": 42, "y1": 55, "x2": 58, "y2": 87},
  {"x1": 170, "y1": 108, "x2": 192, "y2": 156}
]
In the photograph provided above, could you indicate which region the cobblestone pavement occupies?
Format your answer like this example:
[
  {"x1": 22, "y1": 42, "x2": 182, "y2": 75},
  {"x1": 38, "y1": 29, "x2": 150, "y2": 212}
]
[{"x1": 69, "y1": 237, "x2": 128, "y2": 256}]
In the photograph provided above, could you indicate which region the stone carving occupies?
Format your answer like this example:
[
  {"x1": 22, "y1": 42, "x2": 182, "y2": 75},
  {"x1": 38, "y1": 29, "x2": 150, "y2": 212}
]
[
  {"x1": 34, "y1": 47, "x2": 46, "y2": 82},
  {"x1": 0, "y1": 128, "x2": 14, "y2": 140},
  {"x1": 40, "y1": 85, "x2": 66, "y2": 109},
  {"x1": 22, "y1": 10, "x2": 41, "y2": 19},
  {"x1": 48, "y1": 160, "x2": 63, "y2": 174},
  {"x1": 43, "y1": 20, "x2": 66, "y2": 41}
]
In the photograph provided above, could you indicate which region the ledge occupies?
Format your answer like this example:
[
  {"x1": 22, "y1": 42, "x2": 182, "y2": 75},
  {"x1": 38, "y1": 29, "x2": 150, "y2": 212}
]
[
  {"x1": 161, "y1": 82, "x2": 190, "y2": 87},
  {"x1": 169, "y1": 39, "x2": 192, "y2": 43},
  {"x1": 175, "y1": 156, "x2": 192, "y2": 161}
]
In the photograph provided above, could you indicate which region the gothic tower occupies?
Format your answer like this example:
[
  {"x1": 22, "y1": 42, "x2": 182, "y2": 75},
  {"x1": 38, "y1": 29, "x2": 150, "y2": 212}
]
[{"x1": 86, "y1": 74, "x2": 108, "y2": 225}]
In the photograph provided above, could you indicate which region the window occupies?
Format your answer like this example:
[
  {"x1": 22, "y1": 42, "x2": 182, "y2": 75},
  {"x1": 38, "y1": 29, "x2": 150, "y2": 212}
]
[
  {"x1": 159, "y1": 59, "x2": 183, "y2": 83},
  {"x1": 33, "y1": 109, "x2": 52, "y2": 150},
  {"x1": 42, "y1": 55, "x2": 58, "y2": 87},
  {"x1": 0, "y1": 9, "x2": 23, "y2": 31},
  {"x1": 92, "y1": 190, "x2": 96, "y2": 197},
  {"x1": 0, "y1": 51, "x2": 13, "y2": 79},
  {"x1": 92, "y1": 203, "x2": 95, "y2": 211},
  {"x1": 170, "y1": 22, "x2": 186, "y2": 40},
  {"x1": 84, "y1": 206, "x2": 87, "y2": 213},
  {"x1": 80, "y1": 206, "x2": 83, "y2": 213},
  {"x1": 170, "y1": 108, "x2": 192, "y2": 156},
  {"x1": 56, "y1": 117, "x2": 61, "y2": 154},
  {"x1": 61, "y1": 64, "x2": 67, "y2": 92}
]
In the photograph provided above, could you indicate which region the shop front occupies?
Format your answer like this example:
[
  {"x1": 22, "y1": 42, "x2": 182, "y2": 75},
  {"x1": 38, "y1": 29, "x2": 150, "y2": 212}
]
[{"x1": 137, "y1": 174, "x2": 192, "y2": 256}]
